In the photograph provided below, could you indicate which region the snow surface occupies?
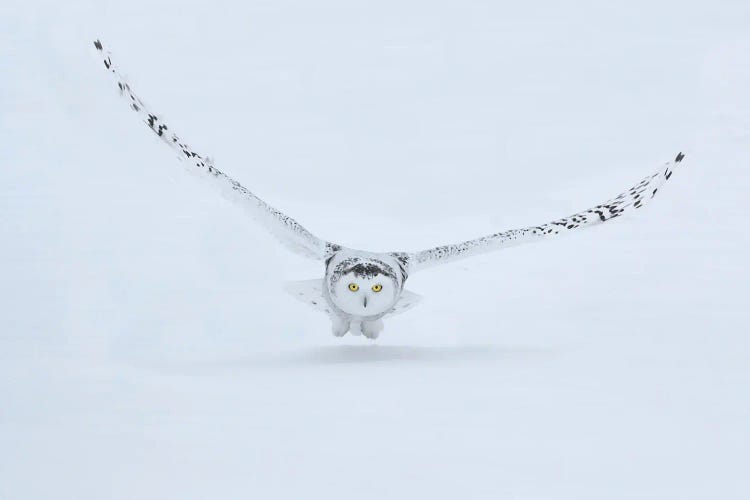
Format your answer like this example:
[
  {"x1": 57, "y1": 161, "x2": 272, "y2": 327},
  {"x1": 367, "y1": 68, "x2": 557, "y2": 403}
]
[{"x1": 2, "y1": 1, "x2": 749, "y2": 498}]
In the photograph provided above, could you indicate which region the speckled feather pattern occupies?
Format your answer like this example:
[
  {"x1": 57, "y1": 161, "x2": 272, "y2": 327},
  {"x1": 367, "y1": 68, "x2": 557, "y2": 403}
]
[
  {"x1": 328, "y1": 258, "x2": 400, "y2": 290},
  {"x1": 94, "y1": 39, "x2": 685, "y2": 280},
  {"x1": 93, "y1": 40, "x2": 338, "y2": 262},
  {"x1": 409, "y1": 152, "x2": 685, "y2": 270}
]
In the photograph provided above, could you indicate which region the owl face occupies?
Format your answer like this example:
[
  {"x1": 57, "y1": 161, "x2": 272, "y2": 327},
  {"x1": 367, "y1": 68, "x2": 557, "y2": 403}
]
[{"x1": 327, "y1": 257, "x2": 402, "y2": 317}]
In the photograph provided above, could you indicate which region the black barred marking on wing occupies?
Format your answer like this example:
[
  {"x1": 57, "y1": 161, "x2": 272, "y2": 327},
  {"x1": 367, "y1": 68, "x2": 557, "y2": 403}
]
[
  {"x1": 94, "y1": 39, "x2": 686, "y2": 275},
  {"x1": 93, "y1": 39, "x2": 338, "y2": 261},
  {"x1": 327, "y1": 243, "x2": 343, "y2": 254},
  {"x1": 389, "y1": 252, "x2": 411, "y2": 284},
  {"x1": 409, "y1": 153, "x2": 685, "y2": 269}
]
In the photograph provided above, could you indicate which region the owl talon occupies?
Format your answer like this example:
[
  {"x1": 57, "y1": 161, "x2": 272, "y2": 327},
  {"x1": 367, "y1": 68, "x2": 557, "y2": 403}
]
[
  {"x1": 331, "y1": 316, "x2": 350, "y2": 337},
  {"x1": 361, "y1": 319, "x2": 384, "y2": 339}
]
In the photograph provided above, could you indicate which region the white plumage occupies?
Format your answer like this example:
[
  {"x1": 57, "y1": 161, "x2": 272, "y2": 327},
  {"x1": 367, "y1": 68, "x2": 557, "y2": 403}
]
[{"x1": 93, "y1": 40, "x2": 685, "y2": 339}]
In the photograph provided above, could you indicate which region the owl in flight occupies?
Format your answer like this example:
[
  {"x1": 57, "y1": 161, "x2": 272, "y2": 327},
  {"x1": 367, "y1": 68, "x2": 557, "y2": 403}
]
[{"x1": 93, "y1": 40, "x2": 685, "y2": 339}]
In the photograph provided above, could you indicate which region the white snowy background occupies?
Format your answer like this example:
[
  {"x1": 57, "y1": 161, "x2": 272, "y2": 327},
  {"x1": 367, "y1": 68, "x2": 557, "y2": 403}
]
[{"x1": 1, "y1": 1, "x2": 749, "y2": 498}]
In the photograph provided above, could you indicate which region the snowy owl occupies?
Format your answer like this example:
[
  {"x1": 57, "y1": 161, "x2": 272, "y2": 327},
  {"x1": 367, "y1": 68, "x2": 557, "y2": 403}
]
[{"x1": 93, "y1": 40, "x2": 685, "y2": 339}]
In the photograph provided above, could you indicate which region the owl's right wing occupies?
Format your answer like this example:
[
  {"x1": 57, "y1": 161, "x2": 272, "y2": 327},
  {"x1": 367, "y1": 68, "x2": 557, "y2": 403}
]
[
  {"x1": 401, "y1": 153, "x2": 685, "y2": 272},
  {"x1": 92, "y1": 40, "x2": 339, "y2": 261}
]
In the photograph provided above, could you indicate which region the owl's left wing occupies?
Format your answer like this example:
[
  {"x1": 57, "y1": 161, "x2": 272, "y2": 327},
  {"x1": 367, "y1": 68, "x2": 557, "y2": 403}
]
[
  {"x1": 400, "y1": 153, "x2": 685, "y2": 272},
  {"x1": 92, "y1": 40, "x2": 340, "y2": 261}
]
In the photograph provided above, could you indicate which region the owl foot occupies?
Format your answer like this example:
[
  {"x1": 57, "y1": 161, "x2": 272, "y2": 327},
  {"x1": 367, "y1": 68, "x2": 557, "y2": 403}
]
[
  {"x1": 331, "y1": 315, "x2": 350, "y2": 337},
  {"x1": 360, "y1": 319, "x2": 384, "y2": 340}
]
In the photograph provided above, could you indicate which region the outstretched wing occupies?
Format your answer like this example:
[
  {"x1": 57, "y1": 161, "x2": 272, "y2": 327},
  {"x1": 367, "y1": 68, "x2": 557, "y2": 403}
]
[
  {"x1": 403, "y1": 153, "x2": 686, "y2": 272},
  {"x1": 92, "y1": 39, "x2": 340, "y2": 261}
]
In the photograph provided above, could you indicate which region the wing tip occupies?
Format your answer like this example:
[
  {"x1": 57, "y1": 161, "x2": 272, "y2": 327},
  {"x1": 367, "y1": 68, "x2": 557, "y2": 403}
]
[
  {"x1": 93, "y1": 39, "x2": 103, "y2": 51},
  {"x1": 675, "y1": 151, "x2": 685, "y2": 163}
]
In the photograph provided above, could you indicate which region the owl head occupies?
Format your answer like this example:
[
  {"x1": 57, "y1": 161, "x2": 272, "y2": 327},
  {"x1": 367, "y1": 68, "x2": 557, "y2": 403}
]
[{"x1": 326, "y1": 255, "x2": 405, "y2": 317}]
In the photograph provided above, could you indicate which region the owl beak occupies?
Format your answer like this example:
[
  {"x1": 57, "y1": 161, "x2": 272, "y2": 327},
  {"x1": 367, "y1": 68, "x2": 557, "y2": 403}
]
[{"x1": 363, "y1": 296, "x2": 368, "y2": 309}]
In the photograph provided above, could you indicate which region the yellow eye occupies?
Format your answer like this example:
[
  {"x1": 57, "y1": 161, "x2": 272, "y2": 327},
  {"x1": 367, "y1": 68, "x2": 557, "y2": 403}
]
[
  {"x1": 372, "y1": 284, "x2": 383, "y2": 292},
  {"x1": 348, "y1": 283, "x2": 359, "y2": 292}
]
